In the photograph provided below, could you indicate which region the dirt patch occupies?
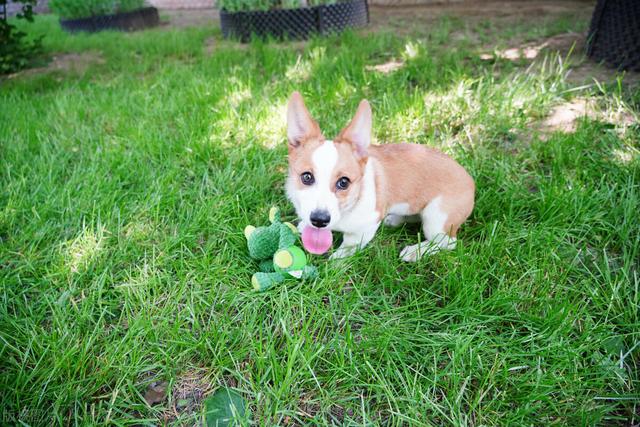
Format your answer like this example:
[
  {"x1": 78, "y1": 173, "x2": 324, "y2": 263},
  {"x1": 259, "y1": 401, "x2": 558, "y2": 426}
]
[
  {"x1": 203, "y1": 36, "x2": 253, "y2": 55},
  {"x1": 6, "y1": 52, "x2": 105, "y2": 79},
  {"x1": 565, "y1": 57, "x2": 640, "y2": 88},
  {"x1": 162, "y1": 368, "x2": 213, "y2": 423},
  {"x1": 367, "y1": 1, "x2": 593, "y2": 35},
  {"x1": 366, "y1": 59, "x2": 405, "y2": 74},
  {"x1": 203, "y1": 36, "x2": 218, "y2": 55},
  {"x1": 480, "y1": 32, "x2": 583, "y2": 61},
  {"x1": 159, "y1": 8, "x2": 219, "y2": 28},
  {"x1": 296, "y1": 392, "x2": 321, "y2": 419},
  {"x1": 274, "y1": 40, "x2": 308, "y2": 52},
  {"x1": 540, "y1": 97, "x2": 599, "y2": 133},
  {"x1": 536, "y1": 97, "x2": 637, "y2": 135},
  {"x1": 203, "y1": 35, "x2": 307, "y2": 55},
  {"x1": 48, "y1": 52, "x2": 106, "y2": 73},
  {"x1": 144, "y1": 381, "x2": 169, "y2": 406}
]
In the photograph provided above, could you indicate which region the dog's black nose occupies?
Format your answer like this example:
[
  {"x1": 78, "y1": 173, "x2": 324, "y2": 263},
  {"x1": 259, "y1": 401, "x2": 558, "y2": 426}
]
[{"x1": 310, "y1": 210, "x2": 331, "y2": 228}]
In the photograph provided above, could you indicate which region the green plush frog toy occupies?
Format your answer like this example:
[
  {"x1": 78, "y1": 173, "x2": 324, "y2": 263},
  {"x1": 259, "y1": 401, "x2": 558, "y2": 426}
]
[{"x1": 244, "y1": 206, "x2": 318, "y2": 292}]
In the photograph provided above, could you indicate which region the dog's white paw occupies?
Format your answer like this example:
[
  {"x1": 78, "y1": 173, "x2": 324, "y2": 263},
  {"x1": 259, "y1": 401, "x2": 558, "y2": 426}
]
[
  {"x1": 400, "y1": 236, "x2": 457, "y2": 262},
  {"x1": 383, "y1": 214, "x2": 404, "y2": 228},
  {"x1": 330, "y1": 246, "x2": 356, "y2": 260},
  {"x1": 400, "y1": 243, "x2": 440, "y2": 262},
  {"x1": 400, "y1": 244, "x2": 422, "y2": 262}
]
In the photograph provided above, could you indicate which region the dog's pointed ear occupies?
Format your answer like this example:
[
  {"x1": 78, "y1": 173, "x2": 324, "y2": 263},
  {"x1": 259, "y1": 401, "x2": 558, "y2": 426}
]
[
  {"x1": 287, "y1": 92, "x2": 320, "y2": 148},
  {"x1": 339, "y1": 99, "x2": 372, "y2": 159}
]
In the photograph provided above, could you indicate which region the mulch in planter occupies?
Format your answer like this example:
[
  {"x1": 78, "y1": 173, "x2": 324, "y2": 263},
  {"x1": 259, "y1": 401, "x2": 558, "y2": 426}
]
[
  {"x1": 60, "y1": 7, "x2": 160, "y2": 33},
  {"x1": 220, "y1": 0, "x2": 369, "y2": 42}
]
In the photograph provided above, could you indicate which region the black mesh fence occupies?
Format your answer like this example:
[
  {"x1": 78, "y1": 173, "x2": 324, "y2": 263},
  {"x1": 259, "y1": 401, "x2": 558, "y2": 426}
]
[
  {"x1": 220, "y1": 0, "x2": 368, "y2": 42},
  {"x1": 587, "y1": 0, "x2": 640, "y2": 71},
  {"x1": 60, "y1": 6, "x2": 159, "y2": 32}
]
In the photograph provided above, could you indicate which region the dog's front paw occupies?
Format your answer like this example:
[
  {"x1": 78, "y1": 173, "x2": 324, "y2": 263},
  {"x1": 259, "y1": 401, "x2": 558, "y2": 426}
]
[
  {"x1": 400, "y1": 244, "x2": 421, "y2": 262},
  {"x1": 401, "y1": 243, "x2": 436, "y2": 262},
  {"x1": 400, "y1": 242, "x2": 441, "y2": 262},
  {"x1": 330, "y1": 246, "x2": 356, "y2": 260}
]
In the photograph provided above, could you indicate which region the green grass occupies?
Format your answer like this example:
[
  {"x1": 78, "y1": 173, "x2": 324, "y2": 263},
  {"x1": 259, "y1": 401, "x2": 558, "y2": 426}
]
[{"x1": 1, "y1": 12, "x2": 639, "y2": 426}]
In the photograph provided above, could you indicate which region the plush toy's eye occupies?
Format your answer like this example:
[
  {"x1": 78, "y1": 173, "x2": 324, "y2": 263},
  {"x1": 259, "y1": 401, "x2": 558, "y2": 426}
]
[
  {"x1": 301, "y1": 172, "x2": 315, "y2": 185},
  {"x1": 336, "y1": 176, "x2": 350, "y2": 190}
]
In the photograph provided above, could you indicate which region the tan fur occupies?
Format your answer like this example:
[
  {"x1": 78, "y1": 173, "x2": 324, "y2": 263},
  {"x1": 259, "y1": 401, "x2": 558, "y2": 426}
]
[
  {"x1": 288, "y1": 91, "x2": 475, "y2": 241},
  {"x1": 335, "y1": 132, "x2": 474, "y2": 239},
  {"x1": 369, "y1": 144, "x2": 475, "y2": 237},
  {"x1": 288, "y1": 137, "x2": 324, "y2": 183}
]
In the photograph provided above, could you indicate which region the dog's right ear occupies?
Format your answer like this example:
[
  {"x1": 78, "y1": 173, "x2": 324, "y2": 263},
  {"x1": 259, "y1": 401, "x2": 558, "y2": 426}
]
[
  {"x1": 287, "y1": 92, "x2": 320, "y2": 148},
  {"x1": 338, "y1": 99, "x2": 371, "y2": 160}
]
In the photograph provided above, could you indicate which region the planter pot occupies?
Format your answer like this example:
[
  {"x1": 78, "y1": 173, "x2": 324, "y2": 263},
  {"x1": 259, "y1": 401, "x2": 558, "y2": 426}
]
[
  {"x1": 586, "y1": 0, "x2": 640, "y2": 71},
  {"x1": 220, "y1": 0, "x2": 369, "y2": 42},
  {"x1": 60, "y1": 7, "x2": 160, "y2": 33}
]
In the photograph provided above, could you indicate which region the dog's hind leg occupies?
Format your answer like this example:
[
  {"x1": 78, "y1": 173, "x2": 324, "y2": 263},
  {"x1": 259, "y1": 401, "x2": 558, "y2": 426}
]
[{"x1": 400, "y1": 196, "x2": 458, "y2": 262}]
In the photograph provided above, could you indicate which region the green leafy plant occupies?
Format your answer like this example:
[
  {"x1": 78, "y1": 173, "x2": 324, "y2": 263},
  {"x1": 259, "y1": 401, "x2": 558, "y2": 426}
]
[
  {"x1": 0, "y1": 0, "x2": 41, "y2": 74},
  {"x1": 217, "y1": 0, "x2": 337, "y2": 13},
  {"x1": 204, "y1": 388, "x2": 248, "y2": 426},
  {"x1": 118, "y1": 0, "x2": 145, "y2": 11},
  {"x1": 49, "y1": 0, "x2": 145, "y2": 20}
]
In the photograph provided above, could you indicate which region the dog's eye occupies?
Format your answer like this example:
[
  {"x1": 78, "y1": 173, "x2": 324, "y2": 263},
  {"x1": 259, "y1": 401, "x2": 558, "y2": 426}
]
[
  {"x1": 301, "y1": 172, "x2": 315, "y2": 185},
  {"x1": 336, "y1": 176, "x2": 350, "y2": 190}
]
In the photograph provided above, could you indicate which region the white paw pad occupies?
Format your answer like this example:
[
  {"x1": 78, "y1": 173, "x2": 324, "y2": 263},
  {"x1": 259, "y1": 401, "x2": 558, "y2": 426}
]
[
  {"x1": 400, "y1": 244, "x2": 422, "y2": 262},
  {"x1": 400, "y1": 243, "x2": 441, "y2": 262},
  {"x1": 330, "y1": 246, "x2": 356, "y2": 260}
]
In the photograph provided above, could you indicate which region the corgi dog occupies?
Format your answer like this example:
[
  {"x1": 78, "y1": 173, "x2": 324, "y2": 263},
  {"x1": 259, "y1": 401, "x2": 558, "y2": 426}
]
[{"x1": 285, "y1": 92, "x2": 475, "y2": 262}]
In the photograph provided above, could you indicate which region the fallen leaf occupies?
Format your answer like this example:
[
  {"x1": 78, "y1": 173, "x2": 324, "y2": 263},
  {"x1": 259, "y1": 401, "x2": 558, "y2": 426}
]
[{"x1": 144, "y1": 381, "x2": 168, "y2": 406}]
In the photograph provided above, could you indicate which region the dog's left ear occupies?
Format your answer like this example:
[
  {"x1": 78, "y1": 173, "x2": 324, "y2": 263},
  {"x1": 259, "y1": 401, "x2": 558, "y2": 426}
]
[
  {"x1": 287, "y1": 91, "x2": 321, "y2": 148},
  {"x1": 339, "y1": 99, "x2": 372, "y2": 159}
]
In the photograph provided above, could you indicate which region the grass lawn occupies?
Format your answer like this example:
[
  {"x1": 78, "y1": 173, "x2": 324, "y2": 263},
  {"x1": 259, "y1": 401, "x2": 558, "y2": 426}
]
[{"x1": 1, "y1": 7, "x2": 639, "y2": 425}]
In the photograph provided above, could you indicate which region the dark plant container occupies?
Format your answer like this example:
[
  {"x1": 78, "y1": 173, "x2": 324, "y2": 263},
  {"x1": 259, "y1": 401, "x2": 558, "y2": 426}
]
[
  {"x1": 60, "y1": 6, "x2": 159, "y2": 33},
  {"x1": 586, "y1": 0, "x2": 640, "y2": 71},
  {"x1": 220, "y1": 0, "x2": 369, "y2": 42}
]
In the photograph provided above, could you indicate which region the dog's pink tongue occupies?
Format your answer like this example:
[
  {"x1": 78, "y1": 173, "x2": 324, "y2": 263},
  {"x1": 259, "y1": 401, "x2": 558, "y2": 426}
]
[{"x1": 301, "y1": 226, "x2": 333, "y2": 255}]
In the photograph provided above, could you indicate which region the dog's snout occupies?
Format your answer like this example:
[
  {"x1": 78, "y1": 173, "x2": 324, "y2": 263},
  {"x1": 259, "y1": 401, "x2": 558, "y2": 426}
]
[{"x1": 310, "y1": 210, "x2": 331, "y2": 228}]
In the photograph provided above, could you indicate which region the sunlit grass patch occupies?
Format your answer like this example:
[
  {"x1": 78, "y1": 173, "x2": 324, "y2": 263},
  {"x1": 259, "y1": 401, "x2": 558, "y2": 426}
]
[
  {"x1": 612, "y1": 146, "x2": 638, "y2": 166},
  {"x1": 63, "y1": 224, "x2": 107, "y2": 274}
]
